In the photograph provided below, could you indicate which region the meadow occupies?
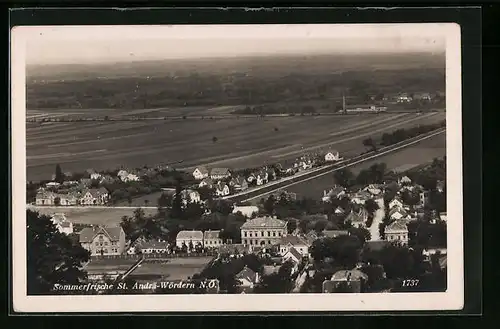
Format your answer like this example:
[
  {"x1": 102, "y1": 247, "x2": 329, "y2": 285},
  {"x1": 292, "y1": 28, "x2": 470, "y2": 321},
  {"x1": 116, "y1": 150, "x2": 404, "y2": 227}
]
[{"x1": 27, "y1": 112, "x2": 445, "y2": 182}]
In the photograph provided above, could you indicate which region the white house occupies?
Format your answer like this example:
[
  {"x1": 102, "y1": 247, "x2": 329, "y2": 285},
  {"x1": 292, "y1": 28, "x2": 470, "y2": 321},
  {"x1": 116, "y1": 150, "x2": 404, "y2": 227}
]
[
  {"x1": 215, "y1": 182, "x2": 230, "y2": 197},
  {"x1": 203, "y1": 230, "x2": 223, "y2": 248},
  {"x1": 278, "y1": 235, "x2": 310, "y2": 256},
  {"x1": 193, "y1": 166, "x2": 209, "y2": 180},
  {"x1": 384, "y1": 220, "x2": 409, "y2": 245},
  {"x1": 80, "y1": 187, "x2": 109, "y2": 206},
  {"x1": 389, "y1": 196, "x2": 404, "y2": 210},
  {"x1": 232, "y1": 206, "x2": 259, "y2": 218},
  {"x1": 325, "y1": 150, "x2": 342, "y2": 162},
  {"x1": 210, "y1": 168, "x2": 231, "y2": 180},
  {"x1": 235, "y1": 266, "x2": 259, "y2": 291},
  {"x1": 322, "y1": 186, "x2": 346, "y2": 202},
  {"x1": 389, "y1": 207, "x2": 411, "y2": 221},
  {"x1": 398, "y1": 175, "x2": 412, "y2": 185},
  {"x1": 176, "y1": 230, "x2": 204, "y2": 249},
  {"x1": 90, "y1": 173, "x2": 102, "y2": 180},
  {"x1": 178, "y1": 189, "x2": 201, "y2": 206},
  {"x1": 199, "y1": 178, "x2": 214, "y2": 189},
  {"x1": 439, "y1": 212, "x2": 447, "y2": 222},
  {"x1": 124, "y1": 173, "x2": 140, "y2": 182},
  {"x1": 137, "y1": 239, "x2": 170, "y2": 254}
]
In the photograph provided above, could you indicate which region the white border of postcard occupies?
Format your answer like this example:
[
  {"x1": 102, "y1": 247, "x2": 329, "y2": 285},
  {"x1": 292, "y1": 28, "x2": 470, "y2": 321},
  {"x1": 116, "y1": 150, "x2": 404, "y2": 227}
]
[{"x1": 11, "y1": 23, "x2": 463, "y2": 312}]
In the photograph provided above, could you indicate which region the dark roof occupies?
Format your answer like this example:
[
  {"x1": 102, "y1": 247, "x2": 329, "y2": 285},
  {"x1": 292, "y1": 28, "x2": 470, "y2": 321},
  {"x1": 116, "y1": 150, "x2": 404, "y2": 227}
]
[
  {"x1": 284, "y1": 247, "x2": 302, "y2": 261},
  {"x1": 210, "y1": 168, "x2": 231, "y2": 176},
  {"x1": 241, "y1": 216, "x2": 287, "y2": 229},
  {"x1": 279, "y1": 235, "x2": 309, "y2": 247},
  {"x1": 195, "y1": 166, "x2": 209, "y2": 175},
  {"x1": 203, "y1": 230, "x2": 221, "y2": 240},
  {"x1": 138, "y1": 240, "x2": 169, "y2": 249},
  {"x1": 79, "y1": 226, "x2": 123, "y2": 243},
  {"x1": 236, "y1": 266, "x2": 257, "y2": 283}
]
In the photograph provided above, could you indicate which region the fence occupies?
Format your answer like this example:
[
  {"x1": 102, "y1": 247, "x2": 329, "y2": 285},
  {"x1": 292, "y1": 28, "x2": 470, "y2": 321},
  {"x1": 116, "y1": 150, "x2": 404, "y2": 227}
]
[{"x1": 90, "y1": 251, "x2": 217, "y2": 261}]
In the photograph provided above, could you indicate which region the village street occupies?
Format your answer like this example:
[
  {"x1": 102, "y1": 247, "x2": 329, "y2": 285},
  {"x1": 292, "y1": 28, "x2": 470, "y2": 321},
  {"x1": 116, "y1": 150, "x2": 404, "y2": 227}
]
[{"x1": 369, "y1": 198, "x2": 385, "y2": 241}]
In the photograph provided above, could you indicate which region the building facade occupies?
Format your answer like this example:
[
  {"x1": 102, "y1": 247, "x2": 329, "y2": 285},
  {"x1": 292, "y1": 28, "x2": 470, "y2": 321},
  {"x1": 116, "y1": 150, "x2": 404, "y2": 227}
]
[
  {"x1": 241, "y1": 216, "x2": 288, "y2": 246},
  {"x1": 79, "y1": 226, "x2": 126, "y2": 256}
]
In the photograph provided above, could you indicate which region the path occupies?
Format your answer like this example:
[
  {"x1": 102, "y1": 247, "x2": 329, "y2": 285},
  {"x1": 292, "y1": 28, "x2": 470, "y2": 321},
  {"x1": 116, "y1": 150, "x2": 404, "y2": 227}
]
[{"x1": 369, "y1": 198, "x2": 385, "y2": 241}]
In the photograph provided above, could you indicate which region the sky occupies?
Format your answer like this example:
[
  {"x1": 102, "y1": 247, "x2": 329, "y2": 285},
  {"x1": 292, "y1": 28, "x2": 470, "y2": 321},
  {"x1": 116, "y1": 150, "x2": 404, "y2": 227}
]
[{"x1": 20, "y1": 25, "x2": 448, "y2": 66}]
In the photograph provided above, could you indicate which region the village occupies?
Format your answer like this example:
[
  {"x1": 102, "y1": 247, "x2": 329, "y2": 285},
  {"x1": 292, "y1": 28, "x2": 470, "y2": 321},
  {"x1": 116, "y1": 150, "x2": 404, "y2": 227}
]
[{"x1": 35, "y1": 153, "x2": 447, "y2": 294}]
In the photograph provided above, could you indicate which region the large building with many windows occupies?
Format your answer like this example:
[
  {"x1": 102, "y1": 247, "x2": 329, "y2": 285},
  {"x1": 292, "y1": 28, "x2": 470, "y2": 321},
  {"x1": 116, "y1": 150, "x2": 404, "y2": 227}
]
[{"x1": 240, "y1": 216, "x2": 288, "y2": 247}]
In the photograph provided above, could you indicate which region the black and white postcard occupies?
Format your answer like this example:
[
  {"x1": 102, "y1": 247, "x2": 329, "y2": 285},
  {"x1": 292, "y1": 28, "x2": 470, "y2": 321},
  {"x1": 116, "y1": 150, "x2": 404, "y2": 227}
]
[{"x1": 11, "y1": 22, "x2": 463, "y2": 312}]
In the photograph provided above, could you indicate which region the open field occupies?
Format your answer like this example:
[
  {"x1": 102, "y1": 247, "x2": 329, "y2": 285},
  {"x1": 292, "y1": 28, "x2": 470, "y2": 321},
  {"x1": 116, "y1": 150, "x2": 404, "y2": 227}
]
[
  {"x1": 245, "y1": 131, "x2": 446, "y2": 203},
  {"x1": 129, "y1": 257, "x2": 213, "y2": 281},
  {"x1": 27, "y1": 112, "x2": 445, "y2": 182},
  {"x1": 27, "y1": 205, "x2": 157, "y2": 226}
]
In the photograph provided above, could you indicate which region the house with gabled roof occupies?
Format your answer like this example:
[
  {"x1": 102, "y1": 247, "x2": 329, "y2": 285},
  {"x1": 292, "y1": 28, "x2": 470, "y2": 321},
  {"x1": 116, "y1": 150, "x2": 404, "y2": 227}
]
[
  {"x1": 363, "y1": 184, "x2": 384, "y2": 196},
  {"x1": 137, "y1": 239, "x2": 170, "y2": 254},
  {"x1": 389, "y1": 207, "x2": 411, "y2": 221},
  {"x1": 193, "y1": 166, "x2": 209, "y2": 180},
  {"x1": 322, "y1": 185, "x2": 346, "y2": 202},
  {"x1": 398, "y1": 175, "x2": 412, "y2": 186},
  {"x1": 283, "y1": 247, "x2": 303, "y2": 268},
  {"x1": 79, "y1": 226, "x2": 126, "y2": 256},
  {"x1": 215, "y1": 181, "x2": 230, "y2": 197},
  {"x1": 384, "y1": 220, "x2": 409, "y2": 245},
  {"x1": 350, "y1": 191, "x2": 372, "y2": 205},
  {"x1": 176, "y1": 230, "x2": 204, "y2": 249},
  {"x1": 278, "y1": 235, "x2": 310, "y2": 256},
  {"x1": 241, "y1": 216, "x2": 287, "y2": 247},
  {"x1": 204, "y1": 230, "x2": 223, "y2": 248},
  {"x1": 199, "y1": 177, "x2": 214, "y2": 189},
  {"x1": 236, "y1": 266, "x2": 259, "y2": 292},
  {"x1": 80, "y1": 187, "x2": 109, "y2": 205},
  {"x1": 325, "y1": 149, "x2": 342, "y2": 162},
  {"x1": 345, "y1": 210, "x2": 365, "y2": 228},
  {"x1": 389, "y1": 196, "x2": 404, "y2": 210},
  {"x1": 229, "y1": 176, "x2": 249, "y2": 191},
  {"x1": 210, "y1": 168, "x2": 231, "y2": 180}
]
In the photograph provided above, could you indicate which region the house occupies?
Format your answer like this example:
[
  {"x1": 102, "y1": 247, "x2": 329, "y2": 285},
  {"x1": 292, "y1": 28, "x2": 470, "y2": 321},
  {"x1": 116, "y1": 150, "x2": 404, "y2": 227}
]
[
  {"x1": 46, "y1": 182, "x2": 61, "y2": 188},
  {"x1": 232, "y1": 205, "x2": 259, "y2": 218},
  {"x1": 80, "y1": 187, "x2": 109, "y2": 206},
  {"x1": 363, "y1": 184, "x2": 384, "y2": 196},
  {"x1": 217, "y1": 244, "x2": 250, "y2": 257},
  {"x1": 396, "y1": 93, "x2": 413, "y2": 103},
  {"x1": 345, "y1": 210, "x2": 365, "y2": 228},
  {"x1": 350, "y1": 191, "x2": 371, "y2": 205},
  {"x1": 322, "y1": 186, "x2": 346, "y2": 202},
  {"x1": 324, "y1": 150, "x2": 342, "y2": 162},
  {"x1": 323, "y1": 269, "x2": 368, "y2": 293},
  {"x1": 117, "y1": 170, "x2": 128, "y2": 179},
  {"x1": 192, "y1": 166, "x2": 209, "y2": 180},
  {"x1": 321, "y1": 230, "x2": 349, "y2": 239},
  {"x1": 255, "y1": 170, "x2": 268, "y2": 186},
  {"x1": 419, "y1": 191, "x2": 430, "y2": 207},
  {"x1": 283, "y1": 247, "x2": 302, "y2": 274},
  {"x1": 413, "y1": 92, "x2": 432, "y2": 101},
  {"x1": 230, "y1": 176, "x2": 249, "y2": 191},
  {"x1": 215, "y1": 181, "x2": 230, "y2": 197},
  {"x1": 178, "y1": 189, "x2": 201, "y2": 205},
  {"x1": 35, "y1": 190, "x2": 56, "y2": 206},
  {"x1": 79, "y1": 226, "x2": 126, "y2": 256},
  {"x1": 389, "y1": 207, "x2": 411, "y2": 221},
  {"x1": 124, "y1": 173, "x2": 140, "y2": 182},
  {"x1": 304, "y1": 231, "x2": 320, "y2": 244},
  {"x1": 58, "y1": 192, "x2": 80, "y2": 206},
  {"x1": 137, "y1": 239, "x2": 170, "y2": 254},
  {"x1": 50, "y1": 213, "x2": 73, "y2": 235},
  {"x1": 210, "y1": 168, "x2": 231, "y2": 180},
  {"x1": 204, "y1": 230, "x2": 223, "y2": 248},
  {"x1": 389, "y1": 196, "x2": 404, "y2": 210},
  {"x1": 241, "y1": 216, "x2": 287, "y2": 247},
  {"x1": 398, "y1": 175, "x2": 412, "y2": 185},
  {"x1": 439, "y1": 212, "x2": 447, "y2": 222},
  {"x1": 278, "y1": 235, "x2": 310, "y2": 256},
  {"x1": 384, "y1": 220, "x2": 409, "y2": 245},
  {"x1": 90, "y1": 173, "x2": 102, "y2": 180},
  {"x1": 266, "y1": 168, "x2": 277, "y2": 181},
  {"x1": 176, "y1": 230, "x2": 204, "y2": 249},
  {"x1": 235, "y1": 266, "x2": 259, "y2": 292},
  {"x1": 199, "y1": 178, "x2": 214, "y2": 189}
]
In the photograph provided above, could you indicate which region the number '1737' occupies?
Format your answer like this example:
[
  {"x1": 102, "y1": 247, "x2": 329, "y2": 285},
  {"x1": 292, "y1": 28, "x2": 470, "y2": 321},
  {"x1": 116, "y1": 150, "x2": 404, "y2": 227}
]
[{"x1": 402, "y1": 279, "x2": 420, "y2": 287}]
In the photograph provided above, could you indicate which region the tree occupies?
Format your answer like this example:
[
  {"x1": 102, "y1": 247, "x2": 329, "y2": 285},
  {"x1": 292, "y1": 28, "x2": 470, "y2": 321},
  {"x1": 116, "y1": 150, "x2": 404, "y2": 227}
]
[
  {"x1": 54, "y1": 164, "x2": 64, "y2": 184},
  {"x1": 362, "y1": 137, "x2": 377, "y2": 152},
  {"x1": 333, "y1": 168, "x2": 354, "y2": 188},
  {"x1": 212, "y1": 136, "x2": 218, "y2": 143},
  {"x1": 54, "y1": 197, "x2": 61, "y2": 206},
  {"x1": 310, "y1": 235, "x2": 362, "y2": 268},
  {"x1": 127, "y1": 196, "x2": 133, "y2": 206},
  {"x1": 263, "y1": 195, "x2": 276, "y2": 215},
  {"x1": 171, "y1": 180, "x2": 184, "y2": 219},
  {"x1": 255, "y1": 260, "x2": 294, "y2": 293},
  {"x1": 27, "y1": 210, "x2": 90, "y2": 294},
  {"x1": 348, "y1": 226, "x2": 371, "y2": 244},
  {"x1": 144, "y1": 199, "x2": 149, "y2": 207},
  {"x1": 364, "y1": 199, "x2": 379, "y2": 216}
]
